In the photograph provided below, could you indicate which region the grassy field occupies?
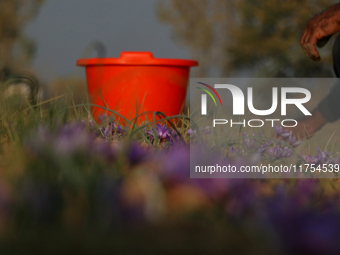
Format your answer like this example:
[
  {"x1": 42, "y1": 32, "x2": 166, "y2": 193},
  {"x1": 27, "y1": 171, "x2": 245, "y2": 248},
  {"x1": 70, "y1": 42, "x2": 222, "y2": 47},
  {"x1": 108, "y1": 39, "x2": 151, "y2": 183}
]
[{"x1": 1, "y1": 91, "x2": 340, "y2": 254}]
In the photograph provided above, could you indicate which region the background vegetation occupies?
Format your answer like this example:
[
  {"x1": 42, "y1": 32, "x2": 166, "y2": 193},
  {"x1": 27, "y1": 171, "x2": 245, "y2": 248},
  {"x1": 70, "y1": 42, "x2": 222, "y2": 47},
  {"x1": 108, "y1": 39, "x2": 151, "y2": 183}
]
[{"x1": 157, "y1": 0, "x2": 338, "y2": 77}]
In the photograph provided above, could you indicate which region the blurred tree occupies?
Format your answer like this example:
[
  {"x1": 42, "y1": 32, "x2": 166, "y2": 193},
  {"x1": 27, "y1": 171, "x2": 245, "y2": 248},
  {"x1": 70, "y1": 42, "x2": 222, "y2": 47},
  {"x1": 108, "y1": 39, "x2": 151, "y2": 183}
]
[
  {"x1": 0, "y1": 0, "x2": 45, "y2": 80},
  {"x1": 157, "y1": 0, "x2": 338, "y2": 77}
]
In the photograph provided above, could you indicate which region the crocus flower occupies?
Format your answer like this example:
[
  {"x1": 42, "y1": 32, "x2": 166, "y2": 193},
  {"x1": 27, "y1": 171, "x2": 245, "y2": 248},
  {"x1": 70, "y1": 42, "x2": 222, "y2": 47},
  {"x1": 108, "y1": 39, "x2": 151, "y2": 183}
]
[
  {"x1": 258, "y1": 140, "x2": 273, "y2": 153},
  {"x1": 99, "y1": 122, "x2": 126, "y2": 139},
  {"x1": 273, "y1": 125, "x2": 302, "y2": 147},
  {"x1": 288, "y1": 135, "x2": 302, "y2": 147},
  {"x1": 273, "y1": 124, "x2": 292, "y2": 138},
  {"x1": 145, "y1": 124, "x2": 179, "y2": 143},
  {"x1": 267, "y1": 145, "x2": 294, "y2": 159},
  {"x1": 301, "y1": 146, "x2": 340, "y2": 167},
  {"x1": 156, "y1": 123, "x2": 170, "y2": 141}
]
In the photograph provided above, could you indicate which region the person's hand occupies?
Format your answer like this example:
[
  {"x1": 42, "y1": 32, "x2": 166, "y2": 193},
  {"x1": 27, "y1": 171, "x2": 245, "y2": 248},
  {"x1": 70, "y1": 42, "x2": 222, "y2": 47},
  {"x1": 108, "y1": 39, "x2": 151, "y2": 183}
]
[
  {"x1": 282, "y1": 110, "x2": 327, "y2": 140},
  {"x1": 301, "y1": 4, "x2": 340, "y2": 61}
]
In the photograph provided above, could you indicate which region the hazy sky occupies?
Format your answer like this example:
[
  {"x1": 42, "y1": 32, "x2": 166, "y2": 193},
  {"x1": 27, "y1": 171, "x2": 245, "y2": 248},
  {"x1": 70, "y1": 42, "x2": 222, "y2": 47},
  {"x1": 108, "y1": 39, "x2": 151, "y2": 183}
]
[{"x1": 24, "y1": 0, "x2": 191, "y2": 82}]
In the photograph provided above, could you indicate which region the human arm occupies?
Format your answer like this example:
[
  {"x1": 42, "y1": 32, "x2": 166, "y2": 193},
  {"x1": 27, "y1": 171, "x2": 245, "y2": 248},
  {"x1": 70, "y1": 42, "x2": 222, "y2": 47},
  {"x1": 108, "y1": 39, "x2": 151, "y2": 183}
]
[{"x1": 301, "y1": 3, "x2": 340, "y2": 61}]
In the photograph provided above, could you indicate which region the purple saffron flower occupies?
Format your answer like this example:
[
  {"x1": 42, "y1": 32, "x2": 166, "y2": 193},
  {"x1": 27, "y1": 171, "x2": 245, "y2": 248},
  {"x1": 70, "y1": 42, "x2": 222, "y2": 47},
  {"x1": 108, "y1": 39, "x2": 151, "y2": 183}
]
[
  {"x1": 317, "y1": 146, "x2": 330, "y2": 160},
  {"x1": 156, "y1": 123, "x2": 170, "y2": 141},
  {"x1": 169, "y1": 129, "x2": 179, "y2": 141},
  {"x1": 145, "y1": 124, "x2": 179, "y2": 143},
  {"x1": 258, "y1": 140, "x2": 273, "y2": 153},
  {"x1": 267, "y1": 145, "x2": 293, "y2": 159},
  {"x1": 100, "y1": 122, "x2": 126, "y2": 139},
  {"x1": 187, "y1": 128, "x2": 195, "y2": 135},
  {"x1": 288, "y1": 135, "x2": 302, "y2": 147},
  {"x1": 273, "y1": 124, "x2": 292, "y2": 138},
  {"x1": 301, "y1": 146, "x2": 334, "y2": 166},
  {"x1": 273, "y1": 125, "x2": 302, "y2": 147}
]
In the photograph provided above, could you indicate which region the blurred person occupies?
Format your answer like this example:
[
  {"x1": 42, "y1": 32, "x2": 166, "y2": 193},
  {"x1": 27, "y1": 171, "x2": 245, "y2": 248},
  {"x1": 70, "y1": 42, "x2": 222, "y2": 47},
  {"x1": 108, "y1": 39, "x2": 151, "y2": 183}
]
[{"x1": 288, "y1": 3, "x2": 340, "y2": 138}]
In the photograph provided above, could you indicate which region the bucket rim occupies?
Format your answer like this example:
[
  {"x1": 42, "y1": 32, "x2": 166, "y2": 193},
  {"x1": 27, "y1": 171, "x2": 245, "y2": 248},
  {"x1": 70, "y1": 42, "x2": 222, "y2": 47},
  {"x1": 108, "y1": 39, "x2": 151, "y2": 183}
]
[{"x1": 77, "y1": 51, "x2": 198, "y2": 67}]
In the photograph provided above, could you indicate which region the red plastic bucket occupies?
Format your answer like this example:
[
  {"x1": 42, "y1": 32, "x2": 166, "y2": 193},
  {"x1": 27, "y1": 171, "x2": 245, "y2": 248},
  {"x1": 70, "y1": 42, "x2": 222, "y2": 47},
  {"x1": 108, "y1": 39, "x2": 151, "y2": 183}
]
[{"x1": 77, "y1": 52, "x2": 198, "y2": 124}]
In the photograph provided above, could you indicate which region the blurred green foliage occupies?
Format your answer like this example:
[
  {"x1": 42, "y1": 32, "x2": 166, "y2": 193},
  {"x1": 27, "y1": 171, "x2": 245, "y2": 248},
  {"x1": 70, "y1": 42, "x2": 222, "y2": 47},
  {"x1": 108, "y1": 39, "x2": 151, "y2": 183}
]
[
  {"x1": 157, "y1": 0, "x2": 338, "y2": 77},
  {"x1": 0, "y1": 0, "x2": 45, "y2": 78}
]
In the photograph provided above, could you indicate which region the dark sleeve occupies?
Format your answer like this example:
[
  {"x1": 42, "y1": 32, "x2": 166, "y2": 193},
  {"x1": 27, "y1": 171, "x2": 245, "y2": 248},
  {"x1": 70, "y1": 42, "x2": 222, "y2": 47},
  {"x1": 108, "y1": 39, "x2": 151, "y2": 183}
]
[{"x1": 317, "y1": 81, "x2": 340, "y2": 122}]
